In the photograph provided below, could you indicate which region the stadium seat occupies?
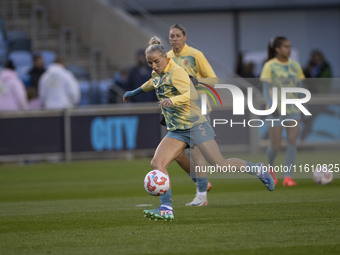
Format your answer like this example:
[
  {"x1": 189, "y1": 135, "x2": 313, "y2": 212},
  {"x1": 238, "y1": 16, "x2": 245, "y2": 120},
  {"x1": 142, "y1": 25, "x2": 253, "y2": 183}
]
[
  {"x1": 88, "y1": 79, "x2": 112, "y2": 105},
  {"x1": 7, "y1": 38, "x2": 31, "y2": 53},
  {"x1": 5, "y1": 30, "x2": 31, "y2": 53},
  {"x1": 78, "y1": 80, "x2": 91, "y2": 105},
  {"x1": 6, "y1": 30, "x2": 28, "y2": 41},
  {"x1": 98, "y1": 79, "x2": 112, "y2": 104},
  {"x1": 66, "y1": 64, "x2": 90, "y2": 80},
  {"x1": 8, "y1": 50, "x2": 33, "y2": 85}
]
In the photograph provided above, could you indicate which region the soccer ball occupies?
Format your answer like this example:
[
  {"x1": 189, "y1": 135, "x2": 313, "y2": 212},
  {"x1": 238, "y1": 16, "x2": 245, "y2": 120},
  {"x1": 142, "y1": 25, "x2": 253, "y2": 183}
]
[
  {"x1": 144, "y1": 170, "x2": 170, "y2": 196},
  {"x1": 313, "y1": 166, "x2": 333, "y2": 185}
]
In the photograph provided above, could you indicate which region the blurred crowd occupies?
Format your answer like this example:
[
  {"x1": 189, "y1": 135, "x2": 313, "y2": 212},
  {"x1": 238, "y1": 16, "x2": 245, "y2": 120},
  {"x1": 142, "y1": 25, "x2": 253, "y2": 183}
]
[
  {"x1": 0, "y1": 45, "x2": 158, "y2": 112},
  {"x1": 0, "y1": 22, "x2": 335, "y2": 112}
]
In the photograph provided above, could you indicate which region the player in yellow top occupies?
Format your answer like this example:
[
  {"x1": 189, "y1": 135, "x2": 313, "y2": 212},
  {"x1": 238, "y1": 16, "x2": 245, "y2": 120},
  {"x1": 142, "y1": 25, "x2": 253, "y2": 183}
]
[
  {"x1": 140, "y1": 54, "x2": 206, "y2": 131},
  {"x1": 260, "y1": 36, "x2": 305, "y2": 187},
  {"x1": 136, "y1": 25, "x2": 218, "y2": 206},
  {"x1": 167, "y1": 24, "x2": 218, "y2": 88},
  {"x1": 123, "y1": 37, "x2": 275, "y2": 221},
  {"x1": 167, "y1": 24, "x2": 218, "y2": 206}
]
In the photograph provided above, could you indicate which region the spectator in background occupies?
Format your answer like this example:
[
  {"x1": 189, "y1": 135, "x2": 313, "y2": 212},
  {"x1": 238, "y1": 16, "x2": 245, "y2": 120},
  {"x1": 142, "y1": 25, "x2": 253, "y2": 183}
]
[
  {"x1": 235, "y1": 52, "x2": 256, "y2": 78},
  {"x1": 27, "y1": 54, "x2": 46, "y2": 100},
  {"x1": 242, "y1": 62, "x2": 256, "y2": 78},
  {"x1": 113, "y1": 66, "x2": 129, "y2": 91},
  {"x1": 127, "y1": 49, "x2": 157, "y2": 102},
  {"x1": 38, "y1": 58, "x2": 80, "y2": 109},
  {"x1": 0, "y1": 60, "x2": 28, "y2": 111},
  {"x1": 235, "y1": 52, "x2": 259, "y2": 90},
  {"x1": 304, "y1": 50, "x2": 332, "y2": 94}
]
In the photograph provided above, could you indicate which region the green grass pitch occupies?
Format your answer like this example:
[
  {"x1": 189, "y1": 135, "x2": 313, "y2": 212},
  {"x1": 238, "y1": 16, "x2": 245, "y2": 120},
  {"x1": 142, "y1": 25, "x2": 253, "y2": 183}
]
[{"x1": 0, "y1": 151, "x2": 339, "y2": 255}]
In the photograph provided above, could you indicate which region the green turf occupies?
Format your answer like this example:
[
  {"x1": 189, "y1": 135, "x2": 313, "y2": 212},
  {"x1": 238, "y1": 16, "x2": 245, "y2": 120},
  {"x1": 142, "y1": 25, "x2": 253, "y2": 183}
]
[{"x1": 0, "y1": 151, "x2": 339, "y2": 255}]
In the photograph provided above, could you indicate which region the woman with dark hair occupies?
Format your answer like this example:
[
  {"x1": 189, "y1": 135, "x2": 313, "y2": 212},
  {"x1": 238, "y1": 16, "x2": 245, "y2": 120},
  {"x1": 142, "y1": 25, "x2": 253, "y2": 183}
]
[
  {"x1": 260, "y1": 37, "x2": 305, "y2": 186},
  {"x1": 304, "y1": 49, "x2": 332, "y2": 94}
]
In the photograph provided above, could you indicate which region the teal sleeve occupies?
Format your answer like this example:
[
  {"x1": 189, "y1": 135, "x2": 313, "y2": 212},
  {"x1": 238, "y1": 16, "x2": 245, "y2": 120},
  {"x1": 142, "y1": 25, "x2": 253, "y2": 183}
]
[
  {"x1": 124, "y1": 87, "x2": 144, "y2": 98},
  {"x1": 262, "y1": 82, "x2": 272, "y2": 106}
]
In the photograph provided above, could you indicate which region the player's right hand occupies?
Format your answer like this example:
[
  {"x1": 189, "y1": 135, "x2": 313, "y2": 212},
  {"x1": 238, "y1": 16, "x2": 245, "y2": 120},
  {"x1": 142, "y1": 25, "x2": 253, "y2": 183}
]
[{"x1": 123, "y1": 91, "x2": 132, "y2": 103}]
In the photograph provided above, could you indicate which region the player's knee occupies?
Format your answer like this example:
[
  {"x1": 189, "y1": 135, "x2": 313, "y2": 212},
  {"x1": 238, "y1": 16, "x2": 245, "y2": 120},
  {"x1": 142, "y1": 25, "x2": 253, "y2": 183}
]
[
  {"x1": 224, "y1": 158, "x2": 236, "y2": 167},
  {"x1": 150, "y1": 158, "x2": 158, "y2": 170},
  {"x1": 175, "y1": 150, "x2": 187, "y2": 163},
  {"x1": 287, "y1": 138, "x2": 297, "y2": 145}
]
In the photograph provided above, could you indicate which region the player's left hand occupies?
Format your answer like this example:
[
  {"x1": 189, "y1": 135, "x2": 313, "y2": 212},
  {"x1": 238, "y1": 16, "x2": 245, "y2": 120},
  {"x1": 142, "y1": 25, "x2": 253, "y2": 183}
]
[{"x1": 158, "y1": 99, "x2": 173, "y2": 108}]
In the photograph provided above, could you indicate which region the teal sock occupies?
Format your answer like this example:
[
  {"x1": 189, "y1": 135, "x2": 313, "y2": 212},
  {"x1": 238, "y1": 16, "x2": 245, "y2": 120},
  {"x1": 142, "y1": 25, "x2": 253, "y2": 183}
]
[
  {"x1": 196, "y1": 177, "x2": 208, "y2": 192},
  {"x1": 160, "y1": 188, "x2": 172, "y2": 208},
  {"x1": 267, "y1": 147, "x2": 277, "y2": 166},
  {"x1": 285, "y1": 144, "x2": 296, "y2": 177},
  {"x1": 245, "y1": 161, "x2": 260, "y2": 176},
  {"x1": 189, "y1": 174, "x2": 197, "y2": 183}
]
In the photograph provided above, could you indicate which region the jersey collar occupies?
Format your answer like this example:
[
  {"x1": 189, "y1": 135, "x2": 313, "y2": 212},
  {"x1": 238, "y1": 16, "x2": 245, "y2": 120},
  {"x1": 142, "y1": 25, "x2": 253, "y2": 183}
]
[
  {"x1": 173, "y1": 43, "x2": 189, "y2": 56},
  {"x1": 152, "y1": 58, "x2": 174, "y2": 76},
  {"x1": 275, "y1": 57, "x2": 290, "y2": 65},
  {"x1": 162, "y1": 58, "x2": 174, "y2": 74}
]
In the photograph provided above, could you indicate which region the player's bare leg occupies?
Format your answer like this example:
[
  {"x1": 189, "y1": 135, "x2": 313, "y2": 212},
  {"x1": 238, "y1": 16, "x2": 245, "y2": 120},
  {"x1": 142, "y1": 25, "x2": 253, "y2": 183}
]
[
  {"x1": 267, "y1": 126, "x2": 283, "y2": 185},
  {"x1": 197, "y1": 139, "x2": 275, "y2": 191},
  {"x1": 151, "y1": 137, "x2": 187, "y2": 175},
  {"x1": 144, "y1": 137, "x2": 187, "y2": 221},
  {"x1": 175, "y1": 148, "x2": 212, "y2": 192}
]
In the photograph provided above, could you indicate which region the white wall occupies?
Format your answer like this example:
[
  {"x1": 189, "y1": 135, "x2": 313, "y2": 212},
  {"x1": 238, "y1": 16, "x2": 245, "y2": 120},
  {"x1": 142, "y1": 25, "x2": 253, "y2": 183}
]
[
  {"x1": 152, "y1": 13, "x2": 235, "y2": 78},
  {"x1": 138, "y1": 9, "x2": 340, "y2": 78}
]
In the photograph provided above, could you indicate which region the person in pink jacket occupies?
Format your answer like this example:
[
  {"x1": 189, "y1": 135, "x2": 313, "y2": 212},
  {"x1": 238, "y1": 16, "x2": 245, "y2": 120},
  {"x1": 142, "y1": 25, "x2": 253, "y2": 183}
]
[{"x1": 0, "y1": 61, "x2": 28, "y2": 111}]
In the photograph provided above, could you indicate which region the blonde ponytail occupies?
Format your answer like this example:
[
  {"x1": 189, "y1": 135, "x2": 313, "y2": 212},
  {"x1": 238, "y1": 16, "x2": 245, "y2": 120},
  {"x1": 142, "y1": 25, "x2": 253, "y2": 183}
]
[
  {"x1": 145, "y1": 36, "x2": 166, "y2": 56},
  {"x1": 149, "y1": 36, "x2": 161, "y2": 45}
]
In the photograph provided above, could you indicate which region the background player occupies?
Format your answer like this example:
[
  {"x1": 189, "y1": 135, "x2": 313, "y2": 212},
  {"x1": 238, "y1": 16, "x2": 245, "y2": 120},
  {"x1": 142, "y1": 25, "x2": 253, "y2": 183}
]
[
  {"x1": 167, "y1": 24, "x2": 218, "y2": 206},
  {"x1": 260, "y1": 36, "x2": 305, "y2": 186}
]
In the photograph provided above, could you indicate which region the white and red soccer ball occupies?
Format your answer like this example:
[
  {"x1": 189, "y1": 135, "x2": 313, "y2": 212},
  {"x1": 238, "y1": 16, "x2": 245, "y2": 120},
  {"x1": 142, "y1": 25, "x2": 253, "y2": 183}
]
[
  {"x1": 313, "y1": 166, "x2": 333, "y2": 185},
  {"x1": 144, "y1": 170, "x2": 170, "y2": 196}
]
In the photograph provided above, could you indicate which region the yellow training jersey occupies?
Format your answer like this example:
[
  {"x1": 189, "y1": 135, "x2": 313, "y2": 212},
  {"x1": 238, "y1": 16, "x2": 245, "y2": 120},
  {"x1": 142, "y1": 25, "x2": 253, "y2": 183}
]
[
  {"x1": 167, "y1": 44, "x2": 216, "y2": 79},
  {"x1": 141, "y1": 59, "x2": 206, "y2": 131},
  {"x1": 167, "y1": 44, "x2": 218, "y2": 113},
  {"x1": 260, "y1": 58, "x2": 305, "y2": 115}
]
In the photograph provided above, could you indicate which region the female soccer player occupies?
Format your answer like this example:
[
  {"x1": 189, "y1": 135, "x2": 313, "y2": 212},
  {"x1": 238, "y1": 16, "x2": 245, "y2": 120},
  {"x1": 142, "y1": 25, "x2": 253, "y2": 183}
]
[
  {"x1": 167, "y1": 24, "x2": 218, "y2": 206},
  {"x1": 260, "y1": 36, "x2": 305, "y2": 186},
  {"x1": 124, "y1": 37, "x2": 274, "y2": 221}
]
